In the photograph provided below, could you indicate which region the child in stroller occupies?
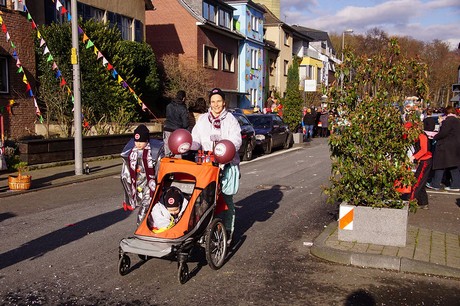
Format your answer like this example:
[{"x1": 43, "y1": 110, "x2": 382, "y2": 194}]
[{"x1": 149, "y1": 186, "x2": 188, "y2": 233}]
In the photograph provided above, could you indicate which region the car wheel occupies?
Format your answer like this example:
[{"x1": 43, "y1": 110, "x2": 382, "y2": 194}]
[
  {"x1": 242, "y1": 140, "x2": 254, "y2": 161},
  {"x1": 264, "y1": 138, "x2": 272, "y2": 154},
  {"x1": 284, "y1": 133, "x2": 293, "y2": 149}
]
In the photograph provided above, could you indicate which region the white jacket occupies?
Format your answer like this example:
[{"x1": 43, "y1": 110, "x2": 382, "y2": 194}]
[{"x1": 191, "y1": 110, "x2": 242, "y2": 165}]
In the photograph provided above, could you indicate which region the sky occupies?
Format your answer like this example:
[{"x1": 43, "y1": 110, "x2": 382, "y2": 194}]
[{"x1": 281, "y1": 0, "x2": 460, "y2": 50}]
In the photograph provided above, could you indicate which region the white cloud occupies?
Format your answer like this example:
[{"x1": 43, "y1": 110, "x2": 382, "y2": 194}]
[{"x1": 280, "y1": 0, "x2": 459, "y2": 49}]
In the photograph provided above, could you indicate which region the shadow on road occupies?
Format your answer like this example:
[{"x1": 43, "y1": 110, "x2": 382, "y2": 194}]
[
  {"x1": 233, "y1": 184, "x2": 283, "y2": 245},
  {"x1": 0, "y1": 209, "x2": 131, "y2": 270}
]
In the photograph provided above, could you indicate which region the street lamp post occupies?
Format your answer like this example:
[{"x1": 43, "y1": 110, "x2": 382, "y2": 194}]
[{"x1": 341, "y1": 29, "x2": 353, "y2": 90}]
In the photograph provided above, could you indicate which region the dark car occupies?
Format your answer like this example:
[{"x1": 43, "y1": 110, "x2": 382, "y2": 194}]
[
  {"x1": 246, "y1": 113, "x2": 293, "y2": 154},
  {"x1": 229, "y1": 110, "x2": 256, "y2": 161}
]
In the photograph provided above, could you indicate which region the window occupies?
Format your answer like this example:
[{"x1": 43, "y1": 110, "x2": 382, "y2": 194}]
[
  {"x1": 251, "y1": 49, "x2": 258, "y2": 70},
  {"x1": 107, "y1": 12, "x2": 133, "y2": 40},
  {"x1": 306, "y1": 65, "x2": 313, "y2": 79},
  {"x1": 251, "y1": 16, "x2": 259, "y2": 32},
  {"x1": 204, "y1": 46, "x2": 218, "y2": 69},
  {"x1": 222, "y1": 52, "x2": 234, "y2": 72},
  {"x1": 269, "y1": 59, "x2": 276, "y2": 76},
  {"x1": 219, "y1": 9, "x2": 231, "y2": 29},
  {"x1": 0, "y1": 0, "x2": 6, "y2": 7},
  {"x1": 135, "y1": 20, "x2": 143, "y2": 42},
  {"x1": 78, "y1": 3, "x2": 103, "y2": 22},
  {"x1": 284, "y1": 60, "x2": 289, "y2": 76},
  {"x1": 317, "y1": 67, "x2": 321, "y2": 84},
  {"x1": 120, "y1": 15, "x2": 133, "y2": 40},
  {"x1": 249, "y1": 88, "x2": 258, "y2": 106},
  {"x1": 284, "y1": 31, "x2": 290, "y2": 46},
  {"x1": 203, "y1": 2, "x2": 216, "y2": 23},
  {"x1": 0, "y1": 57, "x2": 9, "y2": 94}
]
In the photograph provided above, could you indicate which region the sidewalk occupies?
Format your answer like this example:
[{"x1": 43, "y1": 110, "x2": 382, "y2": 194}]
[
  {"x1": 1, "y1": 154, "x2": 459, "y2": 279},
  {"x1": 0, "y1": 156, "x2": 122, "y2": 197},
  {"x1": 311, "y1": 190, "x2": 460, "y2": 279}
]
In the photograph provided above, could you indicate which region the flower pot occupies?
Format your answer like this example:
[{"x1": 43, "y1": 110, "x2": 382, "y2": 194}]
[
  {"x1": 338, "y1": 202, "x2": 409, "y2": 247},
  {"x1": 8, "y1": 174, "x2": 32, "y2": 191}
]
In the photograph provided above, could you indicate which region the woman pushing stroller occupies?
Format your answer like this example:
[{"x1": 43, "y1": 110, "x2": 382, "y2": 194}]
[{"x1": 190, "y1": 87, "x2": 242, "y2": 244}]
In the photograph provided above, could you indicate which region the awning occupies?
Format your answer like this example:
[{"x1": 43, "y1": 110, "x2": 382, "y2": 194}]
[{"x1": 300, "y1": 57, "x2": 324, "y2": 68}]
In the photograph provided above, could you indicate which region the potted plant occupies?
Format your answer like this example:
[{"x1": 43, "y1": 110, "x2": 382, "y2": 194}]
[
  {"x1": 8, "y1": 161, "x2": 32, "y2": 191},
  {"x1": 324, "y1": 38, "x2": 428, "y2": 246}
]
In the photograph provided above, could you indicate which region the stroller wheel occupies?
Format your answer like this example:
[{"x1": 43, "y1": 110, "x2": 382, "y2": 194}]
[
  {"x1": 118, "y1": 254, "x2": 131, "y2": 276},
  {"x1": 205, "y1": 218, "x2": 228, "y2": 270},
  {"x1": 178, "y1": 262, "x2": 189, "y2": 284}
]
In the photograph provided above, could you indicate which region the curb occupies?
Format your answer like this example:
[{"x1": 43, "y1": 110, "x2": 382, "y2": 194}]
[
  {"x1": 311, "y1": 222, "x2": 460, "y2": 279},
  {"x1": 0, "y1": 170, "x2": 120, "y2": 199}
]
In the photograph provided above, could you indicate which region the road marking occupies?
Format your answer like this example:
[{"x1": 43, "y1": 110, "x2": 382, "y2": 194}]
[
  {"x1": 427, "y1": 190, "x2": 460, "y2": 196},
  {"x1": 241, "y1": 147, "x2": 303, "y2": 165}
]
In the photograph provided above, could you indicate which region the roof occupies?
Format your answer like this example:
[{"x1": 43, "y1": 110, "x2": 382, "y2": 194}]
[{"x1": 291, "y1": 25, "x2": 336, "y2": 54}]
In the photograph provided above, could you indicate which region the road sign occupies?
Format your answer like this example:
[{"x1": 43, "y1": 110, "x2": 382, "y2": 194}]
[{"x1": 453, "y1": 83, "x2": 460, "y2": 93}]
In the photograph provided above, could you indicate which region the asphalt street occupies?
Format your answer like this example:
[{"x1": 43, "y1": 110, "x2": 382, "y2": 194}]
[{"x1": 0, "y1": 138, "x2": 459, "y2": 305}]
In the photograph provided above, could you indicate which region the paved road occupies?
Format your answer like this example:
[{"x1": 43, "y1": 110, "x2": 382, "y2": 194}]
[{"x1": 1, "y1": 139, "x2": 459, "y2": 305}]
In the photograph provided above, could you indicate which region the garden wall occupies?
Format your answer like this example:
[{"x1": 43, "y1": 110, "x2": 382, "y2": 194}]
[{"x1": 18, "y1": 132, "x2": 162, "y2": 165}]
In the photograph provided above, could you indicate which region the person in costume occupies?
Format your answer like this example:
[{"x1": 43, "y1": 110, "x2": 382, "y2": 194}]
[
  {"x1": 191, "y1": 88, "x2": 242, "y2": 245},
  {"x1": 121, "y1": 124, "x2": 164, "y2": 225}
]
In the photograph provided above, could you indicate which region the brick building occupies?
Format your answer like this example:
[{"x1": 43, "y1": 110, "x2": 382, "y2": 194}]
[{"x1": 0, "y1": 1, "x2": 36, "y2": 140}]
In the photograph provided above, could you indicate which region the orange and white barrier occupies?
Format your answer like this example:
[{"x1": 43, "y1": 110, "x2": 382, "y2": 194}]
[{"x1": 339, "y1": 205, "x2": 354, "y2": 230}]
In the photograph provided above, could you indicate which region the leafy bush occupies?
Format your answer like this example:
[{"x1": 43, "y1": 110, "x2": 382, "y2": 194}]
[{"x1": 325, "y1": 38, "x2": 428, "y2": 208}]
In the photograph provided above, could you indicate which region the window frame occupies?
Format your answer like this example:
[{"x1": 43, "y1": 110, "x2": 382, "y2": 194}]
[
  {"x1": 251, "y1": 16, "x2": 259, "y2": 32},
  {"x1": 251, "y1": 49, "x2": 258, "y2": 70},
  {"x1": 203, "y1": 2, "x2": 216, "y2": 23},
  {"x1": 0, "y1": 56, "x2": 9, "y2": 94},
  {"x1": 283, "y1": 60, "x2": 289, "y2": 76},
  {"x1": 218, "y1": 9, "x2": 231, "y2": 29},
  {"x1": 284, "y1": 31, "x2": 290, "y2": 46},
  {"x1": 203, "y1": 45, "x2": 218, "y2": 70},
  {"x1": 222, "y1": 52, "x2": 234, "y2": 72},
  {"x1": 249, "y1": 88, "x2": 258, "y2": 107}
]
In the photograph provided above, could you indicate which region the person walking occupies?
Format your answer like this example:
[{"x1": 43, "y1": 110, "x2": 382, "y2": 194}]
[
  {"x1": 426, "y1": 106, "x2": 460, "y2": 191},
  {"x1": 191, "y1": 88, "x2": 242, "y2": 245},
  {"x1": 163, "y1": 90, "x2": 189, "y2": 156},
  {"x1": 120, "y1": 124, "x2": 164, "y2": 225},
  {"x1": 302, "y1": 108, "x2": 316, "y2": 141},
  {"x1": 409, "y1": 122, "x2": 432, "y2": 209},
  {"x1": 319, "y1": 108, "x2": 329, "y2": 137}
]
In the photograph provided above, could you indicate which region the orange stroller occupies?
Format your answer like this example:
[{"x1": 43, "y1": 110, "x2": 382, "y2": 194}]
[{"x1": 118, "y1": 156, "x2": 228, "y2": 284}]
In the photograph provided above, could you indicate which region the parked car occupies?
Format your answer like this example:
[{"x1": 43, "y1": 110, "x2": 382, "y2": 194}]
[
  {"x1": 228, "y1": 109, "x2": 256, "y2": 161},
  {"x1": 246, "y1": 114, "x2": 293, "y2": 154}
]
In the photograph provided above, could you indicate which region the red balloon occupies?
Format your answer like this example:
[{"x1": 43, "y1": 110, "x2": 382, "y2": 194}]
[
  {"x1": 213, "y1": 139, "x2": 236, "y2": 164},
  {"x1": 168, "y1": 129, "x2": 192, "y2": 155}
]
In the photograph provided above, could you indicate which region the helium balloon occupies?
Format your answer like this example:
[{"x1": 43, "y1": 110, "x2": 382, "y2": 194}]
[
  {"x1": 168, "y1": 129, "x2": 192, "y2": 155},
  {"x1": 213, "y1": 139, "x2": 236, "y2": 164}
]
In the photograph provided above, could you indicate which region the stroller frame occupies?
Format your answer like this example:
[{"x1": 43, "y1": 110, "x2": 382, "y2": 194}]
[{"x1": 118, "y1": 157, "x2": 228, "y2": 283}]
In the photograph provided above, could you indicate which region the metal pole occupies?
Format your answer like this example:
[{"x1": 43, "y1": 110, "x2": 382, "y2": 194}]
[{"x1": 71, "y1": 0, "x2": 83, "y2": 175}]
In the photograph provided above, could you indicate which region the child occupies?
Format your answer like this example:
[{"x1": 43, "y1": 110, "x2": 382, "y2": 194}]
[
  {"x1": 120, "y1": 124, "x2": 164, "y2": 225},
  {"x1": 409, "y1": 122, "x2": 432, "y2": 209},
  {"x1": 150, "y1": 187, "x2": 188, "y2": 233}
]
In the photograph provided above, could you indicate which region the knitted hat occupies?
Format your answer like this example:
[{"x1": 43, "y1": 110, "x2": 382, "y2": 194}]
[
  {"x1": 209, "y1": 88, "x2": 225, "y2": 100},
  {"x1": 134, "y1": 124, "x2": 149, "y2": 142},
  {"x1": 162, "y1": 187, "x2": 184, "y2": 209}
]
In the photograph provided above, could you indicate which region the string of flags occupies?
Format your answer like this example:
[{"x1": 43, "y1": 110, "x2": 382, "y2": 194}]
[
  {"x1": 51, "y1": 0, "x2": 150, "y2": 112},
  {"x1": 0, "y1": 10, "x2": 43, "y2": 122},
  {"x1": 23, "y1": 3, "x2": 74, "y2": 105}
]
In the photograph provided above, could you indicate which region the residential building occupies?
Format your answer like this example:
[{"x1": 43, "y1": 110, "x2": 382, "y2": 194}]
[
  {"x1": 1, "y1": 0, "x2": 153, "y2": 139},
  {"x1": 27, "y1": 0, "x2": 153, "y2": 42},
  {"x1": 0, "y1": 1, "x2": 37, "y2": 139},
  {"x1": 226, "y1": 0, "x2": 266, "y2": 109},
  {"x1": 291, "y1": 25, "x2": 339, "y2": 93},
  {"x1": 145, "y1": 0, "x2": 245, "y2": 107},
  {"x1": 254, "y1": 0, "x2": 280, "y2": 19},
  {"x1": 262, "y1": 4, "x2": 297, "y2": 99}
]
